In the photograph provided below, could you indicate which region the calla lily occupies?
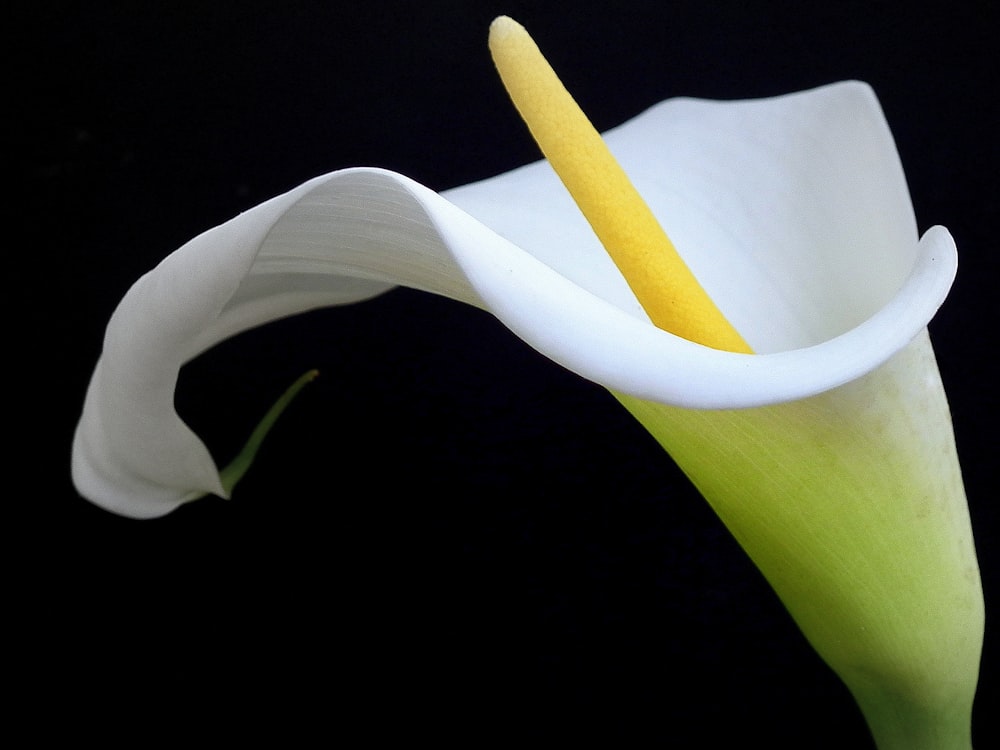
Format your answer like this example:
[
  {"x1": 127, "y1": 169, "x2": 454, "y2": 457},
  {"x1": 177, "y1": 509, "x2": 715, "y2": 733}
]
[{"x1": 72, "y1": 79, "x2": 982, "y2": 748}]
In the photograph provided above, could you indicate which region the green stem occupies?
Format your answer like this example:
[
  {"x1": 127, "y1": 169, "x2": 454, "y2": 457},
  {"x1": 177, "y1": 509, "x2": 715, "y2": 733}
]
[
  {"x1": 218, "y1": 369, "x2": 319, "y2": 496},
  {"x1": 853, "y1": 683, "x2": 975, "y2": 750}
]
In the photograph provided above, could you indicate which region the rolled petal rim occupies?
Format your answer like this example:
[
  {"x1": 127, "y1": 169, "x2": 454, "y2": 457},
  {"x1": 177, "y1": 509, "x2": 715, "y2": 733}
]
[{"x1": 427, "y1": 184, "x2": 956, "y2": 408}]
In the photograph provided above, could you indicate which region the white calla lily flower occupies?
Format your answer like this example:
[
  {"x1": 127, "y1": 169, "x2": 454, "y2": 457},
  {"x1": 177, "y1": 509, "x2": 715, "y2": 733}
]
[{"x1": 72, "y1": 79, "x2": 982, "y2": 748}]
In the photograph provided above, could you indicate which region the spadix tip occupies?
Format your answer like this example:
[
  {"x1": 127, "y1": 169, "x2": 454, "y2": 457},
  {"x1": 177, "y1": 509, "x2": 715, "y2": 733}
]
[{"x1": 489, "y1": 15, "x2": 523, "y2": 41}]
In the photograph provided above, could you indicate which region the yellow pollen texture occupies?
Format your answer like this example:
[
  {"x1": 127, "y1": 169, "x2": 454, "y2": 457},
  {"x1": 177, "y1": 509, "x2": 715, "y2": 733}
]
[{"x1": 488, "y1": 16, "x2": 752, "y2": 354}]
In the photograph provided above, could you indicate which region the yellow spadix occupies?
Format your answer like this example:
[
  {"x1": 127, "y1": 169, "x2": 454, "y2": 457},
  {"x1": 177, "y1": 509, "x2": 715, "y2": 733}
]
[{"x1": 488, "y1": 16, "x2": 751, "y2": 354}]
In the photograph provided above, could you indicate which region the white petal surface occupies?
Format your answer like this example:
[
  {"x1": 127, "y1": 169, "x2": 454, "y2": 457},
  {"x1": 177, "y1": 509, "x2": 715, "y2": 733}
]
[{"x1": 72, "y1": 81, "x2": 957, "y2": 518}]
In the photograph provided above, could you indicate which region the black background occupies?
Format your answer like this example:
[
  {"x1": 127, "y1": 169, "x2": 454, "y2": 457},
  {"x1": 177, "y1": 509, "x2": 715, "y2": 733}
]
[{"x1": 17, "y1": 0, "x2": 998, "y2": 745}]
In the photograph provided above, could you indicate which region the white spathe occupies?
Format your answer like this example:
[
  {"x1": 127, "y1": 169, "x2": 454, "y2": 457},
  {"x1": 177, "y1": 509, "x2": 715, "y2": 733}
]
[{"x1": 72, "y1": 81, "x2": 956, "y2": 520}]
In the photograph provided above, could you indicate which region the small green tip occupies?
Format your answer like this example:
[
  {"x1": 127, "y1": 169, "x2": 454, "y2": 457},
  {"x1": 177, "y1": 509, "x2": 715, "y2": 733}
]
[{"x1": 218, "y1": 369, "x2": 319, "y2": 496}]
